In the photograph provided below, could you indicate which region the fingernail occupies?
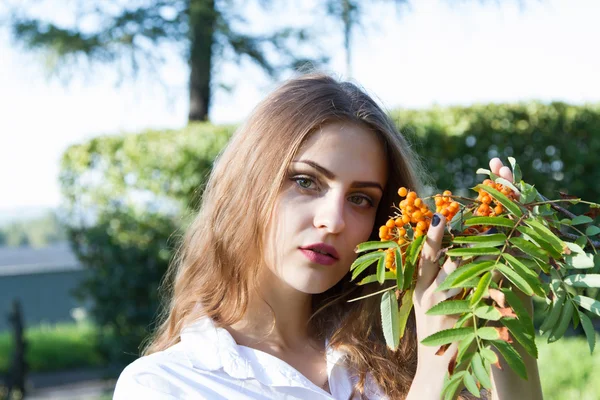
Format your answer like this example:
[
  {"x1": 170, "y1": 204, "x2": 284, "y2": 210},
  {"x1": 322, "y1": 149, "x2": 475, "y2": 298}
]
[
  {"x1": 485, "y1": 227, "x2": 498, "y2": 234},
  {"x1": 432, "y1": 213, "x2": 441, "y2": 227}
]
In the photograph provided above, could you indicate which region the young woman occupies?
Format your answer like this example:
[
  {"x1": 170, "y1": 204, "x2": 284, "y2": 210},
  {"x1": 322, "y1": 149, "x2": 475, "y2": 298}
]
[{"x1": 113, "y1": 73, "x2": 543, "y2": 399}]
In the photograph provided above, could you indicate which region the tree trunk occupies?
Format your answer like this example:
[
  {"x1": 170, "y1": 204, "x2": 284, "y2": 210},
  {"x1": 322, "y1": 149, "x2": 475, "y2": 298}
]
[{"x1": 188, "y1": 0, "x2": 215, "y2": 122}]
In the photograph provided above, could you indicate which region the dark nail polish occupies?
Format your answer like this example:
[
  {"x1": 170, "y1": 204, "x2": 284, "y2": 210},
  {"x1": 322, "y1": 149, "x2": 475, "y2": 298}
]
[
  {"x1": 432, "y1": 214, "x2": 441, "y2": 227},
  {"x1": 485, "y1": 227, "x2": 498, "y2": 234}
]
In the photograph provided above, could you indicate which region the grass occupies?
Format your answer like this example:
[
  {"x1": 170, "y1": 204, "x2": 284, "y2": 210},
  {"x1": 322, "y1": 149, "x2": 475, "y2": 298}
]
[
  {"x1": 538, "y1": 333, "x2": 600, "y2": 400},
  {"x1": 0, "y1": 322, "x2": 104, "y2": 374}
]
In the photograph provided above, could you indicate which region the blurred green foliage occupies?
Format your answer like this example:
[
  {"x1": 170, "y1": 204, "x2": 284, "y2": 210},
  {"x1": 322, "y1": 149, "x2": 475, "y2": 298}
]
[
  {"x1": 59, "y1": 102, "x2": 600, "y2": 366},
  {"x1": 60, "y1": 123, "x2": 234, "y2": 365},
  {"x1": 0, "y1": 211, "x2": 66, "y2": 248},
  {"x1": 0, "y1": 322, "x2": 103, "y2": 374},
  {"x1": 391, "y1": 101, "x2": 600, "y2": 205}
]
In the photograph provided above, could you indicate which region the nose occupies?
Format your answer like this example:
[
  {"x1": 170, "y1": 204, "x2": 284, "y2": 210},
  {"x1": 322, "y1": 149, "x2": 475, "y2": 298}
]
[{"x1": 313, "y1": 191, "x2": 346, "y2": 234}]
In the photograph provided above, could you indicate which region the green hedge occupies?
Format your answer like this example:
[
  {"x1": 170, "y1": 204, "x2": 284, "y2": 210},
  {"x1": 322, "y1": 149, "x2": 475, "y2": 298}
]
[
  {"x1": 391, "y1": 101, "x2": 600, "y2": 204},
  {"x1": 60, "y1": 102, "x2": 600, "y2": 366}
]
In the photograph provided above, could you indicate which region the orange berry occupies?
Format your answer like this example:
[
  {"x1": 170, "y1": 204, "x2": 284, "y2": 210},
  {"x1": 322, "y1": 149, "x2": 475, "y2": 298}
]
[
  {"x1": 386, "y1": 219, "x2": 395, "y2": 228},
  {"x1": 481, "y1": 195, "x2": 492, "y2": 205},
  {"x1": 399, "y1": 199, "x2": 408, "y2": 208},
  {"x1": 398, "y1": 228, "x2": 407, "y2": 236},
  {"x1": 494, "y1": 205, "x2": 503, "y2": 215},
  {"x1": 416, "y1": 221, "x2": 427, "y2": 231},
  {"x1": 414, "y1": 198, "x2": 423, "y2": 207},
  {"x1": 395, "y1": 217, "x2": 404, "y2": 227},
  {"x1": 443, "y1": 190, "x2": 452, "y2": 197},
  {"x1": 434, "y1": 195, "x2": 443, "y2": 206},
  {"x1": 414, "y1": 229, "x2": 424, "y2": 237},
  {"x1": 398, "y1": 187, "x2": 408, "y2": 197},
  {"x1": 477, "y1": 204, "x2": 490, "y2": 215},
  {"x1": 402, "y1": 215, "x2": 411, "y2": 224},
  {"x1": 449, "y1": 201, "x2": 459, "y2": 212},
  {"x1": 440, "y1": 208, "x2": 450, "y2": 217},
  {"x1": 412, "y1": 210, "x2": 423, "y2": 220},
  {"x1": 397, "y1": 237, "x2": 406, "y2": 245},
  {"x1": 483, "y1": 179, "x2": 493, "y2": 186}
]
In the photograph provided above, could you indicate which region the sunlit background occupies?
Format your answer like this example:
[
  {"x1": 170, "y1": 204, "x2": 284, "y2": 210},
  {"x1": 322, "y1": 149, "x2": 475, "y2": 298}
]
[{"x1": 1, "y1": 0, "x2": 599, "y2": 398}]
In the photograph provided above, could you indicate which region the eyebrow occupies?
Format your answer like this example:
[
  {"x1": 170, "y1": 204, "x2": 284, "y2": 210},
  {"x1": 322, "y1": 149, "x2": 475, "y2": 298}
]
[{"x1": 291, "y1": 160, "x2": 384, "y2": 192}]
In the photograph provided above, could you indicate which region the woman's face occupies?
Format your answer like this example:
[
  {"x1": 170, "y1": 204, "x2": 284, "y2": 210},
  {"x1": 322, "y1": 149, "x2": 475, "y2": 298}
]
[{"x1": 263, "y1": 122, "x2": 388, "y2": 294}]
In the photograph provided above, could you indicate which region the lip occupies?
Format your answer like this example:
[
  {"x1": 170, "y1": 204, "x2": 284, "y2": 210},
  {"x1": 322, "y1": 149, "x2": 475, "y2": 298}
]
[{"x1": 299, "y1": 243, "x2": 340, "y2": 266}]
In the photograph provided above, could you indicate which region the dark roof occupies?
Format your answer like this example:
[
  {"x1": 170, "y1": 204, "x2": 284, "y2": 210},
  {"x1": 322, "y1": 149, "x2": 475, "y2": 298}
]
[{"x1": 0, "y1": 242, "x2": 82, "y2": 276}]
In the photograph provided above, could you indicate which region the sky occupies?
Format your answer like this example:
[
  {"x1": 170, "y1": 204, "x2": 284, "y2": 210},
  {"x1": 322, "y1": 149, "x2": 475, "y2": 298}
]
[{"x1": 1, "y1": 0, "x2": 599, "y2": 217}]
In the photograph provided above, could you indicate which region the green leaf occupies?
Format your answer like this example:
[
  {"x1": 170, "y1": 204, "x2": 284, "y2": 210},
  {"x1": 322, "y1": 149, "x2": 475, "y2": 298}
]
[
  {"x1": 442, "y1": 371, "x2": 466, "y2": 400},
  {"x1": 455, "y1": 311, "x2": 474, "y2": 329},
  {"x1": 381, "y1": 290, "x2": 400, "y2": 350},
  {"x1": 572, "y1": 215, "x2": 594, "y2": 225},
  {"x1": 517, "y1": 225, "x2": 562, "y2": 259},
  {"x1": 496, "y1": 263, "x2": 534, "y2": 296},
  {"x1": 501, "y1": 254, "x2": 546, "y2": 297},
  {"x1": 539, "y1": 288, "x2": 565, "y2": 335},
  {"x1": 502, "y1": 318, "x2": 538, "y2": 358},
  {"x1": 573, "y1": 295, "x2": 600, "y2": 317},
  {"x1": 476, "y1": 184, "x2": 523, "y2": 217},
  {"x1": 395, "y1": 247, "x2": 404, "y2": 289},
  {"x1": 575, "y1": 235, "x2": 588, "y2": 250},
  {"x1": 481, "y1": 346, "x2": 499, "y2": 364},
  {"x1": 449, "y1": 209, "x2": 470, "y2": 234},
  {"x1": 470, "y1": 271, "x2": 492, "y2": 306},
  {"x1": 464, "y1": 216, "x2": 515, "y2": 228},
  {"x1": 421, "y1": 327, "x2": 475, "y2": 347},
  {"x1": 463, "y1": 373, "x2": 482, "y2": 398},
  {"x1": 586, "y1": 225, "x2": 600, "y2": 236},
  {"x1": 548, "y1": 299, "x2": 574, "y2": 343},
  {"x1": 477, "y1": 327, "x2": 501, "y2": 340},
  {"x1": 525, "y1": 219, "x2": 566, "y2": 256},
  {"x1": 355, "y1": 240, "x2": 397, "y2": 253},
  {"x1": 376, "y1": 255, "x2": 386, "y2": 284},
  {"x1": 358, "y1": 271, "x2": 396, "y2": 285},
  {"x1": 436, "y1": 260, "x2": 497, "y2": 291},
  {"x1": 474, "y1": 304, "x2": 502, "y2": 321},
  {"x1": 564, "y1": 242, "x2": 595, "y2": 269},
  {"x1": 493, "y1": 340, "x2": 528, "y2": 380},
  {"x1": 519, "y1": 182, "x2": 537, "y2": 204},
  {"x1": 457, "y1": 334, "x2": 476, "y2": 363},
  {"x1": 476, "y1": 168, "x2": 491, "y2": 176},
  {"x1": 471, "y1": 352, "x2": 492, "y2": 389},
  {"x1": 351, "y1": 250, "x2": 383, "y2": 271},
  {"x1": 501, "y1": 288, "x2": 535, "y2": 336},
  {"x1": 508, "y1": 157, "x2": 522, "y2": 183},
  {"x1": 509, "y1": 237, "x2": 549, "y2": 263},
  {"x1": 578, "y1": 311, "x2": 596, "y2": 354},
  {"x1": 427, "y1": 300, "x2": 472, "y2": 316},
  {"x1": 564, "y1": 274, "x2": 600, "y2": 288},
  {"x1": 402, "y1": 235, "x2": 426, "y2": 290},
  {"x1": 452, "y1": 233, "x2": 507, "y2": 247},
  {"x1": 398, "y1": 289, "x2": 414, "y2": 339},
  {"x1": 446, "y1": 247, "x2": 501, "y2": 257}
]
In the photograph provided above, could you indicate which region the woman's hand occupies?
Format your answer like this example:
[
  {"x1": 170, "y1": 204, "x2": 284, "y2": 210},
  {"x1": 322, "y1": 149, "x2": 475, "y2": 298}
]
[{"x1": 407, "y1": 158, "x2": 515, "y2": 398}]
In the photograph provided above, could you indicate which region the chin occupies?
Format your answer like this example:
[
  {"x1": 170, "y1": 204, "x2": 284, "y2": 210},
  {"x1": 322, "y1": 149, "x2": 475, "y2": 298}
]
[{"x1": 285, "y1": 269, "x2": 346, "y2": 294}]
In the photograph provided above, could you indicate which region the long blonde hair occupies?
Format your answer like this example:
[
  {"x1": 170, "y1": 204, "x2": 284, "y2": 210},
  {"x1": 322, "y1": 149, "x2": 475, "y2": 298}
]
[{"x1": 144, "y1": 73, "x2": 440, "y2": 398}]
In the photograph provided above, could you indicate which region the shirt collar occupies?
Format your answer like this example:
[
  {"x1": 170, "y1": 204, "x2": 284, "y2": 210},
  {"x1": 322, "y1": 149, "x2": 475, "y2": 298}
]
[{"x1": 180, "y1": 316, "x2": 352, "y2": 397}]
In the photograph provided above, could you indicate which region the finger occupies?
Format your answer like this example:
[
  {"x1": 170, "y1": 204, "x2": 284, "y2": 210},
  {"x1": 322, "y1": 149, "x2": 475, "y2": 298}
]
[
  {"x1": 499, "y1": 165, "x2": 513, "y2": 182},
  {"x1": 416, "y1": 213, "x2": 445, "y2": 291},
  {"x1": 489, "y1": 157, "x2": 504, "y2": 175}
]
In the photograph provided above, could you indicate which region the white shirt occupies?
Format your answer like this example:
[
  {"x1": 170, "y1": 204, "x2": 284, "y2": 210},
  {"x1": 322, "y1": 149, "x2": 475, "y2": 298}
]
[{"x1": 113, "y1": 317, "x2": 387, "y2": 399}]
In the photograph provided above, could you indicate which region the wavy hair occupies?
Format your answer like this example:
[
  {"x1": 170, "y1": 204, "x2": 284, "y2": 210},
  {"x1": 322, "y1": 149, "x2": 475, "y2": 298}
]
[{"x1": 144, "y1": 73, "x2": 475, "y2": 399}]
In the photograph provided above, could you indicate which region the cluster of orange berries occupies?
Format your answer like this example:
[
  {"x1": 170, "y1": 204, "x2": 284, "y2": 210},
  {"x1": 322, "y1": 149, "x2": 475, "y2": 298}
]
[
  {"x1": 434, "y1": 190, "x2": 461, "y2": 222},
  {"x1": 475, "y1": 179, "x2": 516, "y2": 217},
  {"x1": 378, "y1": 187, "x2": 434, "y2": 244}
]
